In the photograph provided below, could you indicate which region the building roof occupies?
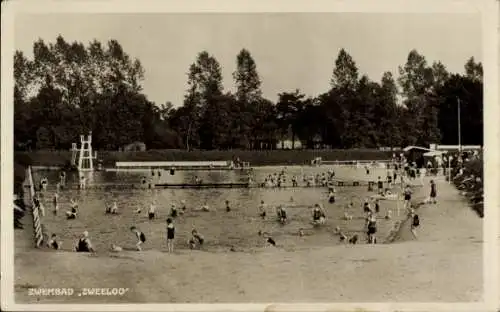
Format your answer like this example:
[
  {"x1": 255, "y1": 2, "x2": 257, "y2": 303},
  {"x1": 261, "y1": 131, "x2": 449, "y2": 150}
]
[{"x1": 403, "y1": 146, "x2": 433, "y2": 152}]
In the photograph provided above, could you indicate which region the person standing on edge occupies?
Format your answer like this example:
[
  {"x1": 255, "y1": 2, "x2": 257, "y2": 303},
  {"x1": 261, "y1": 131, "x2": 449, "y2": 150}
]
[
  {"x1": 403, "y1": 184, "x2": 412, "y2": 212},
  {"x1": 166, "y1": 218, "x2": 175, "y2": 253},
  {"x1": 429, "y1": 179, "x2": 437, "y2": 204},
  {"x1": 377, "y1": 177, "x2": 384, "y2": 195}
]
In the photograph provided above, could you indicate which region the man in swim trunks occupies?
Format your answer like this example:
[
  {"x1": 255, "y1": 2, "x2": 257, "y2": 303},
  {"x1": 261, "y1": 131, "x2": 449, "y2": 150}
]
[{"x1": 166, "y1": 218, "x2": 175, "y2": 253}]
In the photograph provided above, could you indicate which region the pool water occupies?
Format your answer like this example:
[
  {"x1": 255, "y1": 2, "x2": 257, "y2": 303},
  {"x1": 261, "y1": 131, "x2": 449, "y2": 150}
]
[{"x1": 33, "y1": 166, "x2": 402, "y2": 253}]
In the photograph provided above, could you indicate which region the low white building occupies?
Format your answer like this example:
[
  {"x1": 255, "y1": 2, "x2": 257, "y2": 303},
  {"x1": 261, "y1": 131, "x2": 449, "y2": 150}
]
[{"x1": 276, "y1": 139, "x2": 302, "y2": 150}]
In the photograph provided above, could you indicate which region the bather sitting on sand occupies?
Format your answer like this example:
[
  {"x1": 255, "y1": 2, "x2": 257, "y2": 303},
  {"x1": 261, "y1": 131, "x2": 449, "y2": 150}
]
[
  {"x1": 188, "y1": 229, "x2": 205, "y2": 249},
  {"x1": 371, "y1": 189, "x2": 398, "y2": 200},
  {"x1": 110, "y1": 244, "x2": 123, "y2": 252},
  {"x1": 259, "y1": 231, "x2": 276, "y2": 247}
]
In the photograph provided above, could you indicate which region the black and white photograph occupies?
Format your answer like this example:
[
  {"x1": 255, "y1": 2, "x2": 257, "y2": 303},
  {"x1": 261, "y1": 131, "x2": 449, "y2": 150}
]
[{"x1": 2, "y1": 0, "x2": 499, "y2": 311}]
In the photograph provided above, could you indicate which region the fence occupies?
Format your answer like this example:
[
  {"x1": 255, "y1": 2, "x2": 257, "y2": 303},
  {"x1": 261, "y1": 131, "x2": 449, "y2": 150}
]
[{"x1": 25, "y1": 166, "x2": 43, "y2": 247}]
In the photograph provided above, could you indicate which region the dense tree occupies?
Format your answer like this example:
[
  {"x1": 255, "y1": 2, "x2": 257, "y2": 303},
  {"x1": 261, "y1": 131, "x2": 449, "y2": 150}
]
[
  {"x1": 232, "y1": 49, "x2": 263, "y2": 148},
  {"x1": 14, "y1": 36, "x2": 483, "y2": 152}
]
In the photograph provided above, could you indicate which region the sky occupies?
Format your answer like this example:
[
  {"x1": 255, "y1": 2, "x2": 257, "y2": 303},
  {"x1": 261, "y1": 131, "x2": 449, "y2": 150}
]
[{"x1": 14, "y1": 13, "x2": 482, "y2": 106}]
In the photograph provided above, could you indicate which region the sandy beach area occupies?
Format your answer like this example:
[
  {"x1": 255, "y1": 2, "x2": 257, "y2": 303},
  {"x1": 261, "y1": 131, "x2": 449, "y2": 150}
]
[{"x1": 13, "y1": 176, "x2": 482, "y2": 303}]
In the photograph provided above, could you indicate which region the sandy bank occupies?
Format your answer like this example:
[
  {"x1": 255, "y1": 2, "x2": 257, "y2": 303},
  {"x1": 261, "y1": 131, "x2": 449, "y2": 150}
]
[{"x1": 14, "y1": 178, "x2": 482, "y2": 303}]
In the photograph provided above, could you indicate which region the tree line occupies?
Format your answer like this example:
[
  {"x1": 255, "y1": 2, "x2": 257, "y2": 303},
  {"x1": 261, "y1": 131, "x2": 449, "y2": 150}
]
[{"x1": 14, "y1": 35, "x2": 484, "y2": 151}]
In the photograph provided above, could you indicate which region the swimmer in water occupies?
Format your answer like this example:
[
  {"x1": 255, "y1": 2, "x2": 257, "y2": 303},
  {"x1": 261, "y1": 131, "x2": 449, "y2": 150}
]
[
  {"x1": 258, "y1": 200, "x2": 266, "y2": 219},
  {"x1": 66, "y1": 200, "x2": 78, "y2": 219},
  {"x1": 52, "y1": 193, "x2": 59, "y2": 215},
  {"x1": 373, "y1": 198, "x2": 380, "y2": 214},
  {"x1": 312, "y1": 204, "x2": 326, "y2": 225},
  {"x1": 366, "y1": 212, "x2": 377, "y2": 244},
  {"x1": 201, "y1": 202, "x2": 210, "y2": 212},
  {"x1": 110, "y1": 201, "x2": 118, "y2": 214},
  {"x1": 377, "y1": 177, "x2": 384, "y2": 195},
  {"x1": 148, "y1": 203, "x2": 156, "y2": 220},
  {"x1": 276, "y1": 205, "x2": 287, "y2": 224},
  {"x1": 179, "y1": 200, "x2": 186, "y2": 215},
  {"x1": 170, "y1": 203, "x2": 178, "y2": 218},
  {"x1": 403, "y1": 185, "x2": 413, "y2": 212},
  {"x1": 328, "y1": 190, "x2": 336, "y2": 203},
  {"x1": 259, "y1": 231, "x2": 276, "y2": 247}
]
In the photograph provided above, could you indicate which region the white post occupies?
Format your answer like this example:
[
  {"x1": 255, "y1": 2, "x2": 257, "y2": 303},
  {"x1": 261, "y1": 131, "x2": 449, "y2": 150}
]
[
  {"x1": 448, "y1": 156, "x2": 452, "y2": 184},
  {"x1": 397, "y1": 194, "x2": 400, "y2": 217}
]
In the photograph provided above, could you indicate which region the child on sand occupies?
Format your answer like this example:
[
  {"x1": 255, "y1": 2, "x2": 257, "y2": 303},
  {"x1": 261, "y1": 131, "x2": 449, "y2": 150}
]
[
  {"x1": 166, "y1": 218, "x2": 175, "y2": 253},
  {"x1": 225, "y1": 200, "x2": 231, "y2": 212},
  {"x1": 410, "y1": 209, "x2": 420, "y2": 239},
  {"x1": 130, "y1": 226, "x2": 146, "y2": 251},
  {"x1": 47, "y1": 234, "x2": 61, "y2": 250},
  {"x1": 363, "y1": 199, "x2": 371, "y2": 213}
]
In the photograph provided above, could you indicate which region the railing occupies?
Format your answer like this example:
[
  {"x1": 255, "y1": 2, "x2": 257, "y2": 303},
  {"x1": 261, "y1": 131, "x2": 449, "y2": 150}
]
[
  {"x1": 312, "y1": 158, "x2": 394, "y2": 167},
  {"x1": 26, "y1": 166, "x2": 43, "y2": 247}
]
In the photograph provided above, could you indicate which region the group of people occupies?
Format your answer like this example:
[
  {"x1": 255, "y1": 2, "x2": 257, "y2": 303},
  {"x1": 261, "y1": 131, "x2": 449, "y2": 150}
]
[{"x1": 260, "y1": 169, "x2": 337, "y2": 188}]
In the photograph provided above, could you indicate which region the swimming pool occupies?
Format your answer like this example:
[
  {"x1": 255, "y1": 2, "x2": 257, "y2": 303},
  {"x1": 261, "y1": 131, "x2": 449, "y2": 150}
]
[{"x1": 32, "y1": 166, "x2": 400, "y2": 252}]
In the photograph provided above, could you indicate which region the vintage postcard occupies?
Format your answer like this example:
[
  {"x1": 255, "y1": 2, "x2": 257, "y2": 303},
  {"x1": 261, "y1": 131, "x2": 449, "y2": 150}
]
[{"x1": 1, "y1": 0, "x2": 499, "y2": 311}]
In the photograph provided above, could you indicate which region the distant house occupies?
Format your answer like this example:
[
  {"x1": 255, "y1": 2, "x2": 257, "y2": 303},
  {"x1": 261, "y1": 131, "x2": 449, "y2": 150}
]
[
  {"x1": 402, "y1": 146, "x2": 433, "y2": 166},
  {"x1": 123, "y1": 142, "x2": 147, "y2": 152},
  {"x1": 276, "y1": 139, "x2": 302, "y2": 150}
]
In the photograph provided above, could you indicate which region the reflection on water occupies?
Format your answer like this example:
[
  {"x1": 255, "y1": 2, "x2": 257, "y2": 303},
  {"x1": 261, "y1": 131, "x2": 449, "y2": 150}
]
[{"x1": 33, "y1": 166, "x2": 393, "y2": 253}]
